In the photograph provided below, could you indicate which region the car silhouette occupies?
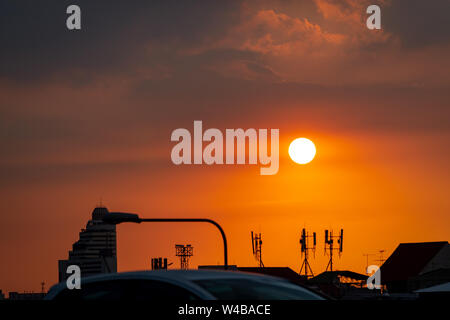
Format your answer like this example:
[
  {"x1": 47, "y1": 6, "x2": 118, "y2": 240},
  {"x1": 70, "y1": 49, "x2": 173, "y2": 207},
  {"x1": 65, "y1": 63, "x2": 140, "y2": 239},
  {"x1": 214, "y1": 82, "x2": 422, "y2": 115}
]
[{"x1": 45, "y1": 270, "x2": 325, "y2": 300}]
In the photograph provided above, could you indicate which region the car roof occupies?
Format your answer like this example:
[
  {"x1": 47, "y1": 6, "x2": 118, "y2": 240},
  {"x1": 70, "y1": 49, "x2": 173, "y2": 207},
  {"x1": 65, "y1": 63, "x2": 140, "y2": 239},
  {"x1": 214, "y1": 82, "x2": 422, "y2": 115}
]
[
  {"x1": 73, "y1": 269, "x2": 284, "y2": 283},
  {"x1": 46, "y1": 270, "x2": 286, "y2": 297},
  {"x1": 46, "y1": 270, "x2": 327, "y2": 300}
]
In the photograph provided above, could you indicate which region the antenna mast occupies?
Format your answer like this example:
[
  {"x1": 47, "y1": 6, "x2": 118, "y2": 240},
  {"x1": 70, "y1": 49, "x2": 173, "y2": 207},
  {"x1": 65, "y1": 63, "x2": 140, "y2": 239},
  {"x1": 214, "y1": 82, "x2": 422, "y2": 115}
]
[
  {"x1": 324, "y1": 229, "x2": 344, "y2": 272},
  {"x1": 299, "y1": 228, "x2": 316, "y2": 278},
  {"x1": 251, "y1": 231, "x2": 264, "y2": 268}
]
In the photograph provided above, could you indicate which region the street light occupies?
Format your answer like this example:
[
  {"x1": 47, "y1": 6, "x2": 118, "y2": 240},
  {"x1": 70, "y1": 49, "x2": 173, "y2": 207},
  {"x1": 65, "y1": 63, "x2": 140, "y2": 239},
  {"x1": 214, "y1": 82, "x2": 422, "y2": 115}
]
[{"x1": 103, "y1": 212, "x2": 228, "y2": 270}]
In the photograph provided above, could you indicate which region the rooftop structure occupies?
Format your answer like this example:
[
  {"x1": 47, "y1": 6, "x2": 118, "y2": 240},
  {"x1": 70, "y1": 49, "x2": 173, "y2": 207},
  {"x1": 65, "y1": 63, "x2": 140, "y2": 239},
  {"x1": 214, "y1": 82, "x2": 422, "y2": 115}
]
[{"x1": 380, "y1": 241, "x2": 450, "y2": 292}]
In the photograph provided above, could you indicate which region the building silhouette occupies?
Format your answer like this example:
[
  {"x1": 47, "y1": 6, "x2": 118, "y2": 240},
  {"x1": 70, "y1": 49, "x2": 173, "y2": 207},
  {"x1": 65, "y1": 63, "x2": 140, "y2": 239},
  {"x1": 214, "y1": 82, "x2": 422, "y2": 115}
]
[
  {"x1": 309, "y1": 270, "x2": 369, "y2": 299},
  {"x1": 58, "y1": 207, "x2": 117, "y2": 282},
  {"x1": 380, "y1": 241, "x2": 450, "y2": 292}
]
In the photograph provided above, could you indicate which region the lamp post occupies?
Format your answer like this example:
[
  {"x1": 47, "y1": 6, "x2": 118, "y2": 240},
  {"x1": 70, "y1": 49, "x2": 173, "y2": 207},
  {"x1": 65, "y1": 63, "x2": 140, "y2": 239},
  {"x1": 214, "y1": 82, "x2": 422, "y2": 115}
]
[{"x1": 102, "y1": 212, "x2": 228, "y2": 270}]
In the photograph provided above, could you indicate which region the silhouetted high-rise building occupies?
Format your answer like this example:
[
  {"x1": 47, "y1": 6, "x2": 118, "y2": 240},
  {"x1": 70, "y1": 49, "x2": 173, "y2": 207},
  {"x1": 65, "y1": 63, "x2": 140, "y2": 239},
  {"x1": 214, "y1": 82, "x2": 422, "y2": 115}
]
[{"x1": 58, "y1": 207, "x2": 117, "y2": 282}]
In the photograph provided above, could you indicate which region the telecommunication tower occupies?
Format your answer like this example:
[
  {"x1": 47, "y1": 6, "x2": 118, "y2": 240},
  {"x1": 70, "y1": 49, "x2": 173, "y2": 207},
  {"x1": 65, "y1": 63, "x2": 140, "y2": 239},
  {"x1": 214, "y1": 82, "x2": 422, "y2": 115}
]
[
  {"x1": 299, "y1": 228, "x2": 316, "y2": 278},
  {"x1": 251, "y1": 232, "x2": 264, "y2": 268},
  {"x1": 175, "y1": 244, "x2": 194, "y2": 270},
  {"x1": 324, "y1": 229, "x2": 344, "y2": 272}
]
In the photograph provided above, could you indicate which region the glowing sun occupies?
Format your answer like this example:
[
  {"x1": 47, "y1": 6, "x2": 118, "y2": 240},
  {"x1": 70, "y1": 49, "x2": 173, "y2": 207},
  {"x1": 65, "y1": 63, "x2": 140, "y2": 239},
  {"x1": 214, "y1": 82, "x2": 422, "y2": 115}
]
[{"x1": 288, "y1": 138, "x2": 316, "y2": 165}]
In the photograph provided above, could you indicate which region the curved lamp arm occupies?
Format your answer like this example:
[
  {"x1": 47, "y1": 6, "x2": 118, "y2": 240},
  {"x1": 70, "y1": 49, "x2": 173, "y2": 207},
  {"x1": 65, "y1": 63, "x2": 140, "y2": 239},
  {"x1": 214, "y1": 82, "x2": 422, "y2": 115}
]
[{"x1": 103, "y1": 213, "x2": 228, "y2": 270}]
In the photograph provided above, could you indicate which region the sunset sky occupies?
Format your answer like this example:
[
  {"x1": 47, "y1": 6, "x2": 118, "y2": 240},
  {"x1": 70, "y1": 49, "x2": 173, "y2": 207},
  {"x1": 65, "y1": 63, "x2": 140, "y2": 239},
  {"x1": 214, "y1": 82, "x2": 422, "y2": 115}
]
[{"x1": 1, "y1": 0, "x2": 449, "y2": 293}]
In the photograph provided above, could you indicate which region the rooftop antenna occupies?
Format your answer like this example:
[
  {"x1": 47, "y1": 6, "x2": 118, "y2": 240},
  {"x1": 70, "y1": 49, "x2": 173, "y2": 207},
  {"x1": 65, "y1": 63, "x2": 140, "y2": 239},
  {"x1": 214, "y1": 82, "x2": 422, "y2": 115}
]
[
  {"x1": 299, "y1": 228, "x2": 316, "y2": 278},
  {"x1": 175, "y1": 244, "x2": 194, "y2": 270},
  {"x1": 151, "y1": 257, "x2": 171, "y2": 270},
  {"x1": 375, "y1": 250, "x2": 386, "y2": 266},
  {"x1": 324, "y1": 229, "x2": 344, "y2": 272},
  {"x1": 251, "y1": 231, "x2": 264, "y2": 268},
  {"x1": 363, "y1": 253, "x2": 375, "y2": 273}
]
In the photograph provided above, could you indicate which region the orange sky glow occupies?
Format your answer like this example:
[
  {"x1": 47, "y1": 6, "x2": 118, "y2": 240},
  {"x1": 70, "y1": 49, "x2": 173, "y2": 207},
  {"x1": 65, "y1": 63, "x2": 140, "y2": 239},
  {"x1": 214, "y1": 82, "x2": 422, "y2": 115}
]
[{"x1": 0, "y1": 0, "x2": 449, "y2": 293}]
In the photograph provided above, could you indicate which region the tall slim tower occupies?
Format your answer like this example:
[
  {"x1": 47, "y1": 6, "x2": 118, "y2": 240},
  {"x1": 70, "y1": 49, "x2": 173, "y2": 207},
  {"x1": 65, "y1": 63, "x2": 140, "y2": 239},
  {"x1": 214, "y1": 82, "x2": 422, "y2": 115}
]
[{"x1": 58, "y1": 207, "x2": 117, "y2": 282}]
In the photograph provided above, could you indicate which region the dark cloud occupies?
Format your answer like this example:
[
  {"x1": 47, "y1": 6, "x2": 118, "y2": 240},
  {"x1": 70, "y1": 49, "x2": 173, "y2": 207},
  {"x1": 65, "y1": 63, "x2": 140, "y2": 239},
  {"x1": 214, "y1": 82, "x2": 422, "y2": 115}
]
[
  {"x1": 383, "y1": 0, "x2": 450, "y2": 48},
  {"x1": 2, "y1": 0, "x2": 449, "y2": 85},
  {"x1": 0, "y1": 0, "x2": 449, "y2": 170},
  {"x1": 0, "y1": 0, "x2": 242, "y2": 81}
]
